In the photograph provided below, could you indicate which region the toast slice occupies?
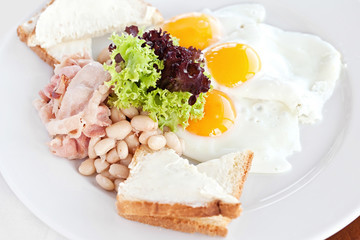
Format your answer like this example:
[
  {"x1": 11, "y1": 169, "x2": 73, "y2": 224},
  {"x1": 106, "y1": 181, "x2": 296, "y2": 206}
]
[
  {"x1": 116, "y1": 147, "x2": 253, "y2": 236},
  {"x1": 116, "y1": 148, "x2": 243, "y2": 219},
  {"x1": 123, "y1": 215, "x2": 232, "y2": 237},
  {"x1": 17, "y1": 0, "x2": 164, "y2": 66}
]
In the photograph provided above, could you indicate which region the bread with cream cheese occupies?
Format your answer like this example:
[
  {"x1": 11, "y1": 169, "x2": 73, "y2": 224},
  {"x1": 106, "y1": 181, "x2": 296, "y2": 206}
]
[
  {"x1": 116, "y1": 147, "x2": 253, "y2": 236},
  {"x1": 17, "y1": 0, "x2": 164, "y2": 66}
]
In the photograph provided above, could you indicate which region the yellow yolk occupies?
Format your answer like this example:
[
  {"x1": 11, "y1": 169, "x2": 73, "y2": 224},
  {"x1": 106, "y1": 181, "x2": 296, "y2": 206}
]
[
  {"x1": 205, "y1": 43, "x2": 261, "y2": 87},
  {"x1": 163, "y1": 13, "x2": 221, "y2": 50},
  {"x1": 186, "y1": 90, "x2": 236, "y2": 137}
]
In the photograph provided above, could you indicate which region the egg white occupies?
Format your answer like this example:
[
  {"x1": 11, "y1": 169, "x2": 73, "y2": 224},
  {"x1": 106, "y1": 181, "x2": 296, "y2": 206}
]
[
  {"x1": 177, "y1": 98, "x2": 301, "y2": 173},
  {"x1": 204, "y1": 4, "x2": 342, "y2": 123},
  {"x1": 177, "y1": 4, "x2": 342, "y2": 173}
]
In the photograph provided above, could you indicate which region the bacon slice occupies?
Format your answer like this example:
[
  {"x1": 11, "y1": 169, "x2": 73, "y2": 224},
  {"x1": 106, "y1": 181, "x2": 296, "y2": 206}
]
[
  {"x1": 35, "y1": 55, "x2": 112, "y2": 160},
  {"x1": 49, "y1": 133, "x2": 90, "y2": 160}
]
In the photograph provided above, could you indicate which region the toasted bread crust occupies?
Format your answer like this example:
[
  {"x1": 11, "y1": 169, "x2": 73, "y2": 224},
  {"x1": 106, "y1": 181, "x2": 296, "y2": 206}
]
[
  {"x1": 122, "y1": 215, "x2": 231, "y2": 237},
  {"x1": 17, "y1": 0, "x2": 59, "y2": 67},
  {"x1": 17, "y1": 0, "x2": 163, "y2": 68},
  {"x1": 17, "y1": 25, "x2": 59, "y2": 67},
  {"x1": 116, "y1": 195, "x2": 242, "y2": 219}
]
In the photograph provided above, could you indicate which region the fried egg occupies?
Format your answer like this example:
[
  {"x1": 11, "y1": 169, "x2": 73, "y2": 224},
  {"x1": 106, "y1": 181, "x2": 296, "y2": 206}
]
[{"x1": 163, "y1": 4, "x2": 342, "y2": 173}]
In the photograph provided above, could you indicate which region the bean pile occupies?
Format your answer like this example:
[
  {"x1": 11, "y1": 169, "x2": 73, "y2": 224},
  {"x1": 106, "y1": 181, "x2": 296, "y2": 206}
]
[{"x1": 78, "y1": 106, "x2": 184, "y2": 191}]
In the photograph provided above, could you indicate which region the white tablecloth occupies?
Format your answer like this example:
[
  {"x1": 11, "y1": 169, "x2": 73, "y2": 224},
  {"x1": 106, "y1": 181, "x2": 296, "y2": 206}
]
[{"x1": 0, "y1": 0, "x2": 66, "y2": 239}]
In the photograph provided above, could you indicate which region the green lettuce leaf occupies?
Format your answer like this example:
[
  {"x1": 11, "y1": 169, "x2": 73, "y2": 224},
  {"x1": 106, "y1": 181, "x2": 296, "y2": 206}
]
[{"x1": 104, "y1": 32, "x2": 206, "y2": 131}]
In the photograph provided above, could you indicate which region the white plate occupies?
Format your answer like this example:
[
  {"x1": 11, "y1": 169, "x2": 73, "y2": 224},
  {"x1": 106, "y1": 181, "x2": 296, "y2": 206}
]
[{"x1": 1, "y1": 0, "x2": 359, "y2": 239}]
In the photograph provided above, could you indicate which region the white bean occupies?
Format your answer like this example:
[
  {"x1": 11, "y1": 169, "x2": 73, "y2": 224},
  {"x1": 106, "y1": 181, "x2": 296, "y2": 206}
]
[
  {"x1": 109, "y1": 164, "x2": 130, "y2": 179},
  {"x1": 164, "y1": 132, "x2": 182, "y2": 154},
  {"x1": 100, "y1": 154, "x2": 107, "y2": 162},
  {"x1": 121, "y1": 106, "x2": 139, "y2": 119},
  {"x1": 94, "y1": 138, "x2": 116, "y2": 156},
  {"x1": 131, "y1": 115, "x2": 157, "y2": 132},
  {"x1": 148, "y1": 135, "x2": 167, "y2": 151},
  {"x1": 180, "y1": 138, "x2": 185, "y2": 153},
  {"x1": 96, "y1": 174, "x2": 114, "y2": 191},
  {"x1": 88, "y1": 137, "x2": 101, "y2": 159},
  {"x1": 105, "y1": 59, "x2": 112, "y2": 66},
  {"x1": 120, "y1": 154, "x2": 133, "y2": 167},
  {"x1": 162, "y1": 126, "x2": 171, "y2": 132},
  {"x1": 78, "y1": 158, "x2": 96, "y2": 176},
  {"x1": 97, "y1": 47, "x2": 111, "y2": 64},
  {"x1": 94, "y1": 158, "x2": 110, "y2": 173},
  {"x1": 105, "y1": 120, "x2": 132, "y2": 140},
  {"x1": 116, "y1": 140, "x2": 128, "y2": 159},
  {"x1": 139, "y1": 130, "x2": 158, "y2": 144},
  {"x1": 110, "y1": 107, "x2": 126, "y2": 123},
  {"x1": 124, "y1": 133, "x2": 140, "y2": 154},
  {"x1": 114, "y1": 179, "x2": 125, "y2": 192},
  {"x1": 101, "y1": 170, "x2": 116, "y2": 181},
  {"x1": 140, "y1": 110, "x2": 149, "y2": 116},
  {"x1": 106, "y1": 148, "x2": 120, "y2": 164}
]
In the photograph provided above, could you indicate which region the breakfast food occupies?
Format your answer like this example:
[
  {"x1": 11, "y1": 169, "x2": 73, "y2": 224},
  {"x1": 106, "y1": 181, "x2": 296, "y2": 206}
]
[
  {"x1": 17, "y1": 0, "x2": 163, "y2": 66},
  {"x1": 117, "y1": 147, "x2": 253, "y2": 236},
  {"x1": 105, "y1": 26, "x2": 210, "y2": 131},
  {"x1": 33, "y1": 55, "x2": 111, "y2": 159},
  {"x1": 165, "y1": 4, "x2": 342, "y2": 172},
  {"x1": 21, "y1": 0, "x2": 344, "y2": 237}
]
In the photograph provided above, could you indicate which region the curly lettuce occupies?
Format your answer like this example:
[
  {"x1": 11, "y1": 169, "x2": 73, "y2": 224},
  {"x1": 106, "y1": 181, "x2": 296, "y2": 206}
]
[{"x1": 104, "y1": 30, "x2": 208, "y2": 131}]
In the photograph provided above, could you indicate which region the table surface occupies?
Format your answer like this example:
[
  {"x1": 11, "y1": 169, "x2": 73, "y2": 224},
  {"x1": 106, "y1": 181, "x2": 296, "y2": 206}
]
[{"x1": 0, "y1": 0, "x2": 359, "y2": 239}]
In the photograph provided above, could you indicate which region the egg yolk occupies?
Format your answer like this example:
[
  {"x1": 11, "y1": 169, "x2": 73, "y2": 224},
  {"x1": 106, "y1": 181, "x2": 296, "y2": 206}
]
[
  {"x1": 186, "y1": 90, "x2": 236, "y2": 137},
  {"x1": 205, "y1": 43, "x2": 261, "y2": 87},
  {"x1": 162, "y1": 13, "x2": 221, "y2": 50}
]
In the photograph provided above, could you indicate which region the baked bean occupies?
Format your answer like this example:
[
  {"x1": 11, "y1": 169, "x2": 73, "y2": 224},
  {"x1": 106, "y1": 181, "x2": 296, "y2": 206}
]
[
  {"x1": 148, "y1": 135, "x2": 167, "y2": 151},
  {"x1": 124, "y1": 133, "x2": 140, "y2": 154},
  {"x1": 110, "y1": 107, "x2": 126, "y2": 123},
  {"x1": 94, "y1": 158, "x2": 110, "y2": 173},
  {"x1": 97, "y1": 47, "x2": 111, "y2": 64},
  {"x1": 139, "y1": 130, "x2": 158, "y2": 144},
  {"x1": 88, "y1": 137, "x2": 101, "y2": 159},
  {"x1": 94, "y1": 138, "x2": 116, "y2": 156},
  {"x1": 164, "y1": 132, "x2": 182, "y2": 154},
  {"x1": 121, "y1": 106, "x2": 139, "y2": 119},
  {"x1": 131, "y1": 115, "x2": 157, "y2": 132},
  {"x1": 78, "y1": 158, "x2": 96, "y2": 176},
  {"x1": 120, "y1": 154, "x2": 133, "y2": 167},
  {"x1": 105, "y1": 120, "x2": 132, "y2": 140},
  {"x1": 116, "y1": 140, "x2": 128, "y2": 159},
  {"x1": 109, "y1": 164, "x2": 130, "y2": 179},
  {"x1": 114, "y1": 179, "x2": 125, "y2": 192},
  {"x1": 106, "y1": 148, "x2": 120, "y2": 164},
  {"x1": 95, "y1": 174, "x2": 114, "y2": 191}
]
